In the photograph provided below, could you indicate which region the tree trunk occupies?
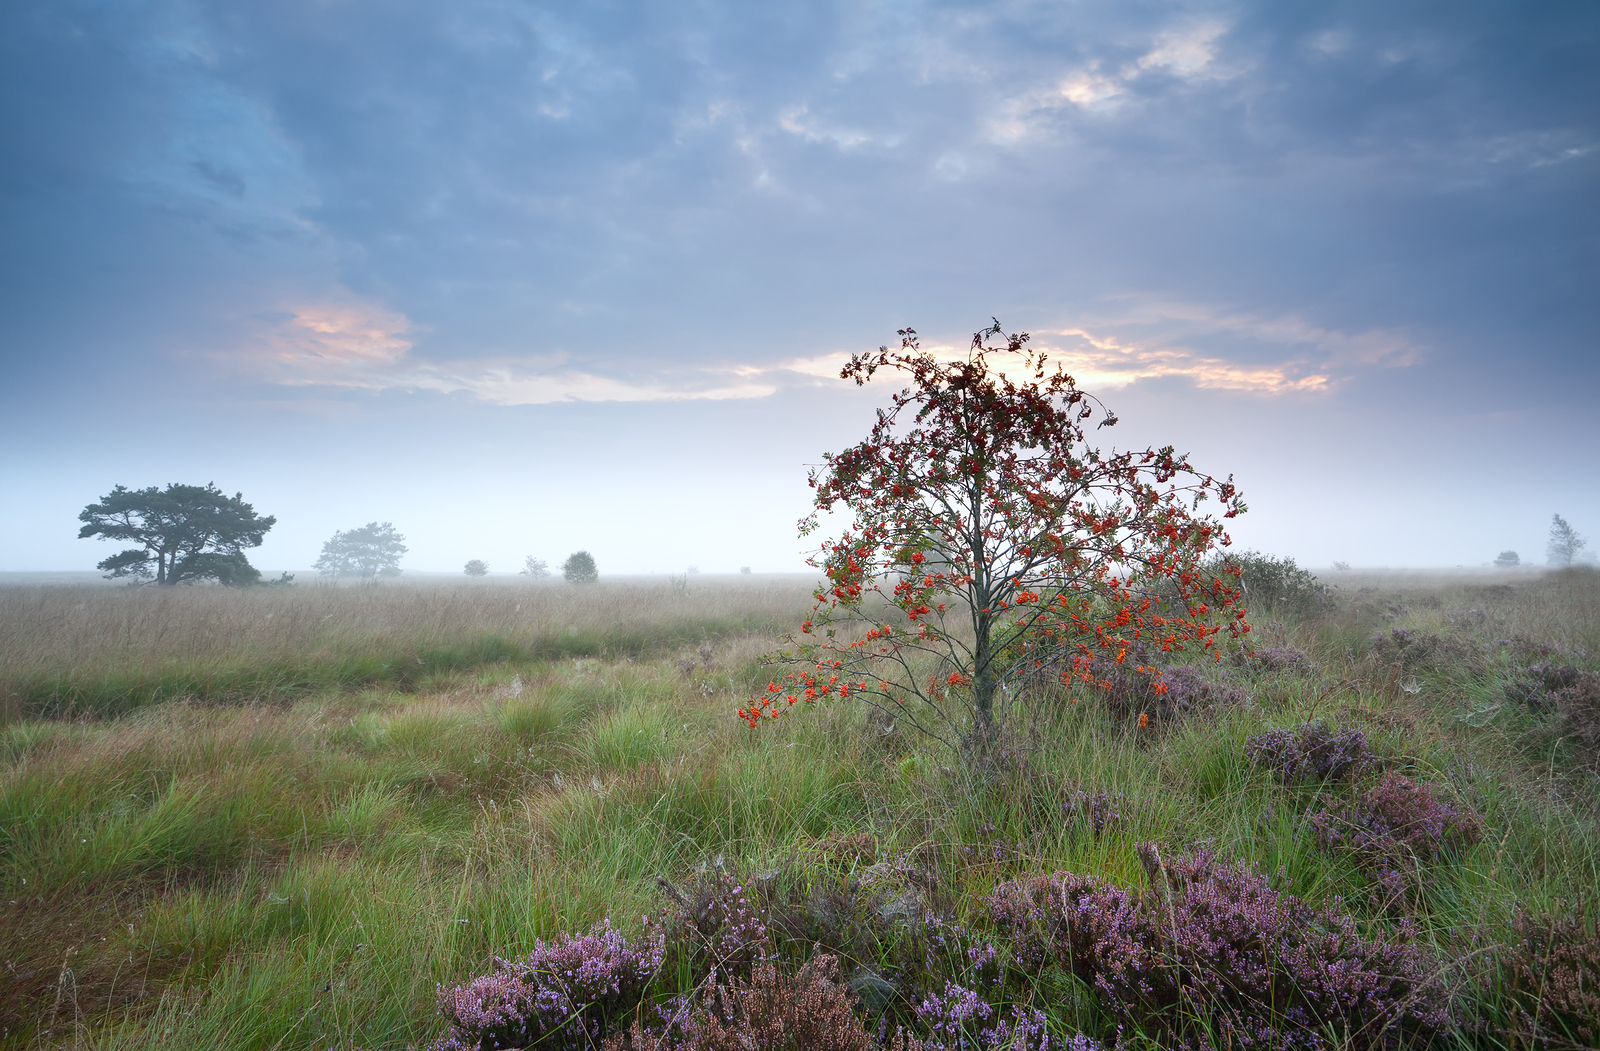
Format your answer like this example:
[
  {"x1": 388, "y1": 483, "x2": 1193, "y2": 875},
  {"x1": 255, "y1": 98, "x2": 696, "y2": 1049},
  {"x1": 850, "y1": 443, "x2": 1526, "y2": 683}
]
[{"x1": 972, "y1": 612, "x2": 997, "y2": 748}]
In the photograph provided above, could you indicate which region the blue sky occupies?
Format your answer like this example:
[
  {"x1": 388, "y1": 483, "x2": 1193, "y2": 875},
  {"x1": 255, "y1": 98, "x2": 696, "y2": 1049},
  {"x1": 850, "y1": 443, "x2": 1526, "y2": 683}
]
[{"x1": 2, "y1": 0, "x2": 1596, "y2": 575}]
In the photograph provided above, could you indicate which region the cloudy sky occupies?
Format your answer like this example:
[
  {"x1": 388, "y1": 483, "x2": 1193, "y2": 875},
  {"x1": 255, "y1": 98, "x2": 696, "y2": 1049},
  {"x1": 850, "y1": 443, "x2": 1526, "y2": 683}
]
[{"x1": 2, "y1": 0, "x2": 1596, "y2": 576}]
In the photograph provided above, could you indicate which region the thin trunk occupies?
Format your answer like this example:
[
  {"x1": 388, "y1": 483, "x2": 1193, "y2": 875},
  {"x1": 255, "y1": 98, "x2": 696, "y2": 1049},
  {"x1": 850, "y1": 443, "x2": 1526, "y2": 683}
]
[
  {"x1": 973, "y1": 611, "x2": 996, "y2": 742},
  {"x1": 968, "y1": 471, "x2": 997, "y2": 749}
]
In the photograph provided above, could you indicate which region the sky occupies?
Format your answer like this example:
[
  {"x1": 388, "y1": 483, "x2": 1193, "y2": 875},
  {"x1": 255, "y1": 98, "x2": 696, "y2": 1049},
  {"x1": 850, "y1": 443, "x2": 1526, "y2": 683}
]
[{"x1": 1, "y1": 0, "x2": 1596, "y2": 576}]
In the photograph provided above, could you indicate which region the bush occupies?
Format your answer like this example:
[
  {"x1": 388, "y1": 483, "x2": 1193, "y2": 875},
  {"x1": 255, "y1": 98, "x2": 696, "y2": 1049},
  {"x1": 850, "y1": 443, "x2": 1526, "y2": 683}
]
[
  {"x1": 605, "y1": 955, "x2": 872, "y2": 1051},
  {"x1": 1494, "y1": 904, "x2": 1600, "y2": 1049},
  {"x1": 564, "y1": 550, "x2": 599, "y2": 585},
  {"x1": 911, "y1": 982, "x2": 1055, "y2": 1051},
  {"x1": 1058, "y1": 786, "x2": 1126, "y2": 840},
  {"x1": 1214, "y1": 550, "x2": 1333, "y2": 619},
  {"x1": 1097, "y1": 658, "x2": 1245, "y2": 728},
  {"x1": 1369, "y1": 628, "x2": 1489, "y2": 676},
  {"x1": 989, "y1": 847, "x2": 1447, "y2": 1050},
  {"x1": 988, "y1": 847, "x2": 1444, "y2": 1049},
  {"x1": 1230, "y1": 646, "x2": 1318, "y2": 676},
  {"x1": 1504, "y1": 663, "x2": 1600, "y2": 768},
  {"x1": 1246, "y1": 721, "x2": 1375, "y2": 783},
  {"x1": 1310, "y1": 772, "x2": 1481, "y2": 907},
  {"x1": 432, "y1": 920, "x2": 664, "y2": 1051},
  {"x1": 1504, "y1": 662, "x2": 1586, "y2": 716},
  {"x1": 655, "y1": 867, "x2": 772, "y2": 982}
]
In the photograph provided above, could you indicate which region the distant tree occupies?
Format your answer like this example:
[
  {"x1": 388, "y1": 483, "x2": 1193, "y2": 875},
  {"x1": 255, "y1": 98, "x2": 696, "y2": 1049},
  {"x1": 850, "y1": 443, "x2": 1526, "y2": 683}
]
[
  {"x1": 1547, "y1": 514, "x2": 1588, "y2": 567},
  {"x1": 1493, "y1": 550, "x2": 1521, "y2": 569},
  {"x1": 464, "y1": 559, "x2": 490, "y2": 577},
  {"x1": 563, "y1": 550, "x2": 598, "y2": 584},
  {"x1": 314, "y1": 522, "x2": 407, "y2": 580},
  {"x1": 520, "y1": 556, "x2": 550, "y2": 578},
  {"x1": 740, "y1": 566, "x2": 753, "y2": 575},
  {"x1": 1331, "y1": 561, "x2": 1351, "y2": 572},
  {"x1": 78, "y1": 483, "x2": 275, "y2": 586}
]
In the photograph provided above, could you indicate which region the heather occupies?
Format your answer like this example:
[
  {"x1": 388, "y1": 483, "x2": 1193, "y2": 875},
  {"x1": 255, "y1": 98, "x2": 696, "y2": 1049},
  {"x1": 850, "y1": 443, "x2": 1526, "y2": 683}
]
[
  {"x1": 1, "y1": 567, "x2": 1599, "y2": 1049},
  {"x1": 988, "y1": 846, "x2": 1447, "y2": 1050}
]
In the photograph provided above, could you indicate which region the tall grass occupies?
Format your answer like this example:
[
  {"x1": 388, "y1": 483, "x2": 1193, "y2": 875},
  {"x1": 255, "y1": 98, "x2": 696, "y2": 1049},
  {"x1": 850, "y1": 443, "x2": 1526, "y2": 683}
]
[
  {"x1": 1, "y1": 569, "x2": 1597, "y2": 1048},
  {"x1": 0, "y1": 579, "x2": 816, "y2": 721}
]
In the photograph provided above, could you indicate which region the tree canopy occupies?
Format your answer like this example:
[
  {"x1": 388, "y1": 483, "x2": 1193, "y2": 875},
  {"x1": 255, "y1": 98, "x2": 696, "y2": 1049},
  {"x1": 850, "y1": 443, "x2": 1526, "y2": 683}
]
[
  {"x1": 563, "y1": 551, "x2": 598, "y2": 584},
  {"x1": 1547, "y1": 514, "x2": 1587, "y2": 567},
  {"x1": 741, "y1": 322, "x2": 1248, "y2": 752},
  {"x1": 78, "y1": 483, "x2": 275, "y2": 586},
  {"x1": 315, "y1": 522, "x2": 407, "y2": 579}
]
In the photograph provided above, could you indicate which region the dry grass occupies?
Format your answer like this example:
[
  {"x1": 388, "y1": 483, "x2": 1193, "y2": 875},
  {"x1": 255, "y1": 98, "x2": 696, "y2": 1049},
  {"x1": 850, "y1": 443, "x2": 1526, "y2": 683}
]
[{"x1": 0, "y1": 578, "x2": 817, "y2": 721}]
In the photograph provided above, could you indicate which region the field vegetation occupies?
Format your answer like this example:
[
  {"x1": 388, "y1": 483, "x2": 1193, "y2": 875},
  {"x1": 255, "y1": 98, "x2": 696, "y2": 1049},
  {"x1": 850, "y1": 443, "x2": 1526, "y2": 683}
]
[{"x1": 2, "y1": 569, "x2": 1599, "y2": 1049}]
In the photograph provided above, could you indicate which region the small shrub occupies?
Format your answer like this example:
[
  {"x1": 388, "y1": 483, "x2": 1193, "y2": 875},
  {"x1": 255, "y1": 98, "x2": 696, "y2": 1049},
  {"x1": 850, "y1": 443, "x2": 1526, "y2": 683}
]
[
  {"x1": 1214, "y1": 550, "x2": 1334, "y2": 618},
  {"x1": 1499, "y1": 634, "x2": 1569, "y2": 662},
  {"x1": 606, "y1": 954, "x2": 872, "y2": 1051},
  {"x1": 432, "y1": 920, "x2": 664, "y2": 1051},
  {"x1": 1504, "y1": 663, "x2": 1600, "y2": 767},
  {"x1": 1098, "y1": 659, "x2": 1245, "y2": 728},
  {"x1": 1231, "y1": 646, "x2": 1318, "y2": 675},
  {"x1": 1558, "y1": 672, "x2": 1600, "y2": 768},
  {"x1": 1058, "y1": 786, "x2": 1126, "y2": 840},
  {"x1": 1495, "y1": 904, "x2": 1600, "y2": 1049},
  {"x1": 656, "y1": 867, "x2": 772, "y2": 982},
  {"x1": 1245, "y1": 721, "x2": 1375, "y2": 783},
  {"x1": 988, "y1": 847, "x2": 1447, "y2": 1050},
  {"x1": 1503, "y1": 663, "x2": 1585, "y2": 716},
  {"x1": 912, "y1": 981, "x2": 1055, "y2": 1051},
  {"x1": 1310, "y1": 772, "x2": 1482, "y2": 906},
  {"x1": 1369, "y1": 628, "x2": 1489, "y2": 676}
]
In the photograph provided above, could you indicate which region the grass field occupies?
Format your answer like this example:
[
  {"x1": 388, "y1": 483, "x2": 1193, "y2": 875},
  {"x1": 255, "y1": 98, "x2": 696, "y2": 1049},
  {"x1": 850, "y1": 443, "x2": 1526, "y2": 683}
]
[{"x1": 2, "y1": 570, "x2": 1598, "y2": 1050}]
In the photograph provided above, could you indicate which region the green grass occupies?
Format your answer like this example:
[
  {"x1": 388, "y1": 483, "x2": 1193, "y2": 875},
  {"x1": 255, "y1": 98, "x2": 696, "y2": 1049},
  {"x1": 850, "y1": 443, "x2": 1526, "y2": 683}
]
[
  {"x1": 0, "y1": 579, "x2": 813, "y2": 721},
  {"x1": 2, "y1": 570, "x2": 1598, "y2": 1048}
]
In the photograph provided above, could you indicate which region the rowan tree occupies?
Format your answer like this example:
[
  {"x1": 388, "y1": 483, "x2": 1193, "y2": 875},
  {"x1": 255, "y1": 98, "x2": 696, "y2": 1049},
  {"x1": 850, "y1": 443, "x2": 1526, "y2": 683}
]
[{"x1": 740, "y1": 322, "x2": 1249, "y2": 752}]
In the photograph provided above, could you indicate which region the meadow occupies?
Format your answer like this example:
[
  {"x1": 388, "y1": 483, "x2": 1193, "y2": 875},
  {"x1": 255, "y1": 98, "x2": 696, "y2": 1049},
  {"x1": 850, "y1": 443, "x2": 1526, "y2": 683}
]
[{"x1": 2, "y1": 569, "x2": 1597, "y2": 1050}]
